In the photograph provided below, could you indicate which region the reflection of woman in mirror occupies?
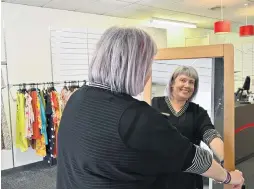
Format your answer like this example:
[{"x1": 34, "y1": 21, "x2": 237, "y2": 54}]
[{"x1": 152, "y1": 66, "x2": 225, "y2": 189}]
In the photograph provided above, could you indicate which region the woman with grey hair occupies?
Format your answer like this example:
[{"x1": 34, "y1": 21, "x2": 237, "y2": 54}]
[
  {"x1": 152, "y1": 66, "x2": 226, "y2": 189},
  {"x1": 57, "y1": 27, "x2": 244, "y2": 189}
]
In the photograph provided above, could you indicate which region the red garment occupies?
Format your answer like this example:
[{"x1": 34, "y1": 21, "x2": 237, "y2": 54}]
[
  {"x1": 30, "y1": 91, "x2": 41, "y2": 139},
  {"x1": 51, "y1": 91, "x2": 60, "y2": 157}
]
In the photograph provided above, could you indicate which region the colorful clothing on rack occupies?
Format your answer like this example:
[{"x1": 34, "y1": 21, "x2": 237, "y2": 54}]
[
  {"x1": 60, "y1": 88, "x2": 69, "y2": 110},
  {"x1": 45, "y1": 93, "x2": 55, "y2": 165},
  {"x1": 1, "y1": 74, "x2": 12, "y2": 150},
  {"x1": 51, "y1": 91, "x2": 61, "y2": 157},
  {"x1": 60, "y1": 87, "x2": 78, "y2": 110},
  {"x1": 16, "y1": 92, "x2": 29, "y2": 152},
  {"x1": 34, "y1": 90, "x2": 46, "y2": 156},
  {"x1": 40, "y1": 90, "x2": 46, "y2": 109},
  {"x1": 30, "y1": 91, "x2": 41, "y2": 140},
  {"x1": 24, "y1": 92, "x2": 34, "y2": 139},
  {"x1": 38, "y1": 92, "x2": 48, "y2": 145},
  {"x1": 13, "y1": 83, "x2": 82, "y2": 164}
]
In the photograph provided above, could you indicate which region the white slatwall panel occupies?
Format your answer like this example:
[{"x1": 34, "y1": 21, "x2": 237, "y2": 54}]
[
  {"x1": 152, "y1": 58, "x2": 213, "y2": 117},
  {"x1": 50, "y1": 28, "x2": 104, "y2": 82}
]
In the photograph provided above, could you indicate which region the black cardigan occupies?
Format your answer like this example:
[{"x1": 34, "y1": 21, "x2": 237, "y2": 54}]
[
  {"x1": 56, "y1": 86, "x2": 198, "y2": 189},
  {"x1": 151, "y1": 96, "x2": 216, "y2": 189}
]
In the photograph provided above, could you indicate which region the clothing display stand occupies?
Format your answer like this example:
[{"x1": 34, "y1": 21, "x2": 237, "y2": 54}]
[
  {"x1": 144, "y1": 44, "x2": 235, "y2": 189},
  {"x1": 7, "y1": 79, "x2": 87, "y2": 167}
]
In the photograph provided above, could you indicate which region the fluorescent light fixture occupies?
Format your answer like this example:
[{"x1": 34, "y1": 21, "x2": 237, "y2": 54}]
[{"x1": 145, "y1": 18, "x2": 197, "y2": 29}]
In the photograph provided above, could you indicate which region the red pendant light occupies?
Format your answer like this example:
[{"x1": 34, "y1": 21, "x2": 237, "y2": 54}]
[
  {"x1": 239, "y1": 4, "x2": 254, "y2": 37},
  {"x1": 214, "y1": 0, "x2": 231, "y2": 34},
  {"x1": 214, "y1": 20, "x2": 231, "y2": 33},
  {"x1": 239, "y1": 25, "x2": 254, "y2": 37}
]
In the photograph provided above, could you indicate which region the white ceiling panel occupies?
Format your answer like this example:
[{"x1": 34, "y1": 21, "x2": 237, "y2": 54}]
[
  {"x1": 43, "y1": 0, "x2": 97, "y2": 11},
  {"x1": 138, "y1": 0, "x2": 209, "y2": 15},
  {"x1": 116, "y1": 0, "x2": 143, "y2": 2},
  {"x1": 75, "y1": 0, "x2": 131, "y2": 14},
  {"x1": 137, "y1": 0, "x2": 252, "y2": 24},
  {"x1": 6, "y1": 0, "x2": 51, "y2": 6},
  {"x1": 2, "y1": 0, "x2": 253, "y2": 28},
  {"x1": 2, "y1": 0, "x2": 16, "y2": 2},
  {"x1": 105, "y1": 4, "x2": 176, "y2": 19}
]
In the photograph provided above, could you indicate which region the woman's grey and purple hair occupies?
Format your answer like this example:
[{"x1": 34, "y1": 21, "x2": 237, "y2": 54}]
[{"x1": 89, "y1": 27, "x2": 157, "y2": 96}]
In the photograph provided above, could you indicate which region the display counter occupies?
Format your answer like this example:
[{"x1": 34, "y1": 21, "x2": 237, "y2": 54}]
[
  {"x1": 235, "y1": 103, "x2": 254, "y2": 163},
  {"x1": 235, "y1": 103, "x2": 254, "y2": 189}
]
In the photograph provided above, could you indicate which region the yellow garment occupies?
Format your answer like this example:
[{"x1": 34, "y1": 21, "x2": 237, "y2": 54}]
[
  {"x1": 16, "y1": 92, "x2": 29, "y2": 152},
  {"x1": 35, "y1": 136, "x2": 46, "y2": 157}
]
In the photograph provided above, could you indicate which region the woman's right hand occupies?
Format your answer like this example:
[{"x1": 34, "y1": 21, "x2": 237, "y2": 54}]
[{"x1": 229, "y1": 170, "x2": 244, "y2": 189}]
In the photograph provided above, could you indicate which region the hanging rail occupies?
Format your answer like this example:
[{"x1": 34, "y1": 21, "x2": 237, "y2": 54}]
[
  {"x1": 8, "y1": 80, "x2": 87, "y2": 87},
  {"x1": 8, "y1": 80, "x2": 87, "y2": 102}
]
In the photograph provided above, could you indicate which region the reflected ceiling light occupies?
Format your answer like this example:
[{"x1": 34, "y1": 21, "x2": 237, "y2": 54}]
[
  {"x1": 239, "y1": 4, "x2": 254, "y2": 37},
  {"x1": 148, "y1": 18, "x2": 197, "y2": 29},
  {"x1": 214, "y1": 0, "x2": 231, "y2": 34}
]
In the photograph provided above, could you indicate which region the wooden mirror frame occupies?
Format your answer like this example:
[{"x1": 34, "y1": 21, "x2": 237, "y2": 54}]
[{"x1": 143, "y1": 44, "x2": 234, "y2": 189}]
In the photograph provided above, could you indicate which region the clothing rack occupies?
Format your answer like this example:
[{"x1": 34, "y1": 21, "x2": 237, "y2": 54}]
[
  {"x1": 8, "y1": 80, "x2": 87, "y2": 102},
  {"x1": 8, "y1": 80, "x2": 87, "y2": 87}
]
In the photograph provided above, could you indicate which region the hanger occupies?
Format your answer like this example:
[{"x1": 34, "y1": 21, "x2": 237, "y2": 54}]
[
  {"x1": 21, "y1": 83, "x2": 27, "y2": 93},
  {"x1": 63, "y1": 81, "x2": 68, "y2": 90}
]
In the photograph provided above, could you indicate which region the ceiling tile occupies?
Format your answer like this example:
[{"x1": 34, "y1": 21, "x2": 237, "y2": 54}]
[
  {"x1": 7, "y1": 0, "x2": 51, "y2": 6},
  {"x1": 2, "y1": 0, "x2": 16, "y2": 3},
  {"x1": 168, "y1": 13, "x2": 215, "y2": 28},
  {"x1": 106, "y1": 4, "x2": 176, "y2": 19},
  {"x1": 44, "y1": 0, "x2": 93, "y2": 11},
  {"x1": 138, "y1": 0, "x2": 207, "y2": 14},
  {"x1": 75, "y1": 0, "x2": 131, "y2": 14},
  {"x1": 138, "y1": 0, "x2": 249, "y2": 24},
  {"x1": 198, "y1": 0, "x2": 246, "y2": 9},
  {"x1": 116, "y1": 0, "x2": 142, "y2": 2},
  {"x1": 236, "y1": 5, "x2": 254, "y2": 17}
]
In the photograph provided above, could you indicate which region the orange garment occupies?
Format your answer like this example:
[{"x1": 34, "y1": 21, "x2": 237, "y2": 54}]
[
  {"x1": 51, "y1": 91, "x2": 61, "y2": 157},
  {"x1": 30, "y1": 91, "x2": 41, "y2": 140}
]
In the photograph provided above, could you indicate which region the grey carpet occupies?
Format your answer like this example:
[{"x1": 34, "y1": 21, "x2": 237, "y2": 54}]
[
  {"x1": 2, "y1": 165, "x2": 57, "y2": 189},
  {"x1": 1, "y1": 163, "x2": 211, "y2": 189}
]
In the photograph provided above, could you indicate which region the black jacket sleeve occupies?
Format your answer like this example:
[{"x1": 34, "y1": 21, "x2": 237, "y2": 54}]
[
  {"x1": 196, "y1": 106, "x2": 222, "y2": 145},
  {"x1": 118, "y1": 101, "x2": 196, "y2": 175}
]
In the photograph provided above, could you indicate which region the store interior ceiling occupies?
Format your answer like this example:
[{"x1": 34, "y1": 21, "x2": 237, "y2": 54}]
[{"x1": 2, "y1": 0, "x2": 254, "y2": 31}]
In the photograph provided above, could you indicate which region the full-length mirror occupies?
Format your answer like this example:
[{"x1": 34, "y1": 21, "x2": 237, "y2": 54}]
[
  {"x1": 151, "y1": 58, "x2": 225, "y2": 189},
  {"x1": 143, "y1": 45, "x2": 235, "y2": 189}
]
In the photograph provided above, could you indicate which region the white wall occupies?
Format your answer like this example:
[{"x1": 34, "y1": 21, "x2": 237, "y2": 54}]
[{"x1": 1, "y1": 3, "x2": 167, "y2": 169}]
